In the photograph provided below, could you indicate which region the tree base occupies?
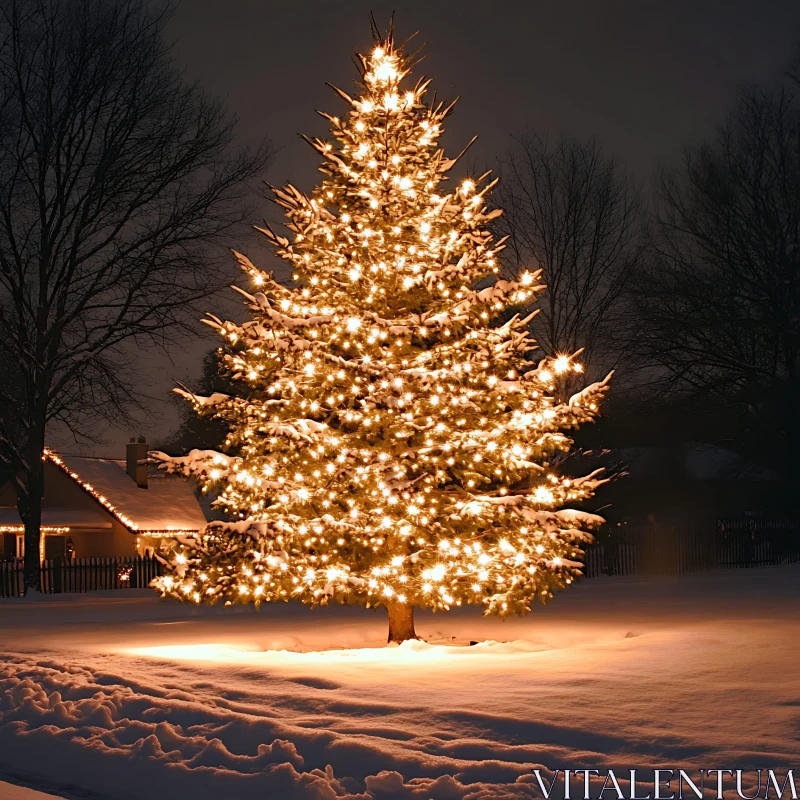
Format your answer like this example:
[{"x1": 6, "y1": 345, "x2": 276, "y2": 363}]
[{"x1": 387, "y1": 601, "x2": 417, "y2": 643}]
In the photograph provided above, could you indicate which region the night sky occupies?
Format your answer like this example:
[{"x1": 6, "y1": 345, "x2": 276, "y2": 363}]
[{"x1": 92, "y1": 0, "x2": 800, "y2": 455}]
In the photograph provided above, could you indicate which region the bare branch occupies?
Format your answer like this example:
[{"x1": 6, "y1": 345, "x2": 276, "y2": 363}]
[
  {"x1": 0, "y1": 0, "x2": 274, "y2": 590},
  {"x1": 495, "y1": 131, "x2": 647, "y2": 382}
]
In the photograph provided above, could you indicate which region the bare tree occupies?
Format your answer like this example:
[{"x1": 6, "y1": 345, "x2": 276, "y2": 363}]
[
  {"x1": 635, "y1": 73, "x2": 800, "y2": 478},
  {"x1": 0, "y1": 0, "x2": 272, "y2": 591},
  {"x1": 496, "y1": 132, "x2": 647, "y2": 379}
]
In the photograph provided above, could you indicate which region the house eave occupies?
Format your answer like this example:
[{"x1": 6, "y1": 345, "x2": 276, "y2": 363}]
[
  {"x1": 44, "y1": 449, "x2": 141, "y2": 533},
  {"x1": 137, "y1": 529, "x2": 201, "y2": 538}
]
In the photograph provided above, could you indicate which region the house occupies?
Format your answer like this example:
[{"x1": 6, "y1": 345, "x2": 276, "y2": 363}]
[{"x1": 0, "y1": 438, "x2": 207, "y2": 560}]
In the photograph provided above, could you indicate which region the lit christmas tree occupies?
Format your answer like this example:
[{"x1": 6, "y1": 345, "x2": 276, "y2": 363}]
[{"x1": 153, "y1": 28, "x2": 611, "y2": 643}]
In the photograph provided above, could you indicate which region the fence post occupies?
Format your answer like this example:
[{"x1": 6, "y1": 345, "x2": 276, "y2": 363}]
[{"x1": 53, "y1": 556, "x2": 63, "y2": 593}]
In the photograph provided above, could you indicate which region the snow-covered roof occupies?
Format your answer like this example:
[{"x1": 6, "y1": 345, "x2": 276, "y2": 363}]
[{"x1": 46, "y1": 452, "x2": 207, "y2": 534}]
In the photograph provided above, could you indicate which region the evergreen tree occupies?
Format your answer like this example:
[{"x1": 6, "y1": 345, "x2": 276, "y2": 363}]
[
  {"x1": 160, "y1": 349, "x2": 232, "y2": 455},
  {"x1": 154, "y1": 29, "x2": 611, "y2": 643}
]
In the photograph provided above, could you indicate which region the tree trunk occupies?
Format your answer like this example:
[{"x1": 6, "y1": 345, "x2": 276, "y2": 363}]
[
  {"x1": 387, "y1": 600, "x2": 417, "y2": 644},
  {"x1": 17, "y1": 435, "x2": 45, "y2": 595}
]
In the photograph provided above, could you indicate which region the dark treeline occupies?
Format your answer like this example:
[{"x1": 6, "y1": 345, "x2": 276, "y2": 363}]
[
  {"x1": 491, "y1": 50, "x2": 800, "y2": 521},
  {"x1": 633, "y1": 67, "x2": 800, "y2": 482}
]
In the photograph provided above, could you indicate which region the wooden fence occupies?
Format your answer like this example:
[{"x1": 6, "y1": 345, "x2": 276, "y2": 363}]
[
  {"x1": 0, "y1": 555, "x2": 163, "y2": 598},
  {"x1": 583, "y1": 519, "x2": 800, "y2": 578},
  {"x1": 0, "y1": 521, "x2": 798, "y2": 596}
]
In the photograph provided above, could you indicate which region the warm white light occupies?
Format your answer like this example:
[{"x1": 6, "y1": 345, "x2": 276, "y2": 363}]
[
  {"x1": 534, "y1": 486, "x2": 555, "y2": 504},
  {"x1": 153, "y1": 32, "x2": 610, "y2": 631},
  {"x1": 374, "y1": 60, "x2": 397, "y2": 83}
]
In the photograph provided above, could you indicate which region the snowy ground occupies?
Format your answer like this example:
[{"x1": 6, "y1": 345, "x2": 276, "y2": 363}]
[
  {"x1": 0, "y1": 566, "x2": 798, "y2": 799},
  {"x1": 0, "y1": 783, "x2": 65, "y2": 799}
]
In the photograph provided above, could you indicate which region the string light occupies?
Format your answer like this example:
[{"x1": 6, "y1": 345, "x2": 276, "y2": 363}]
[
  {"x1": 0, "y1": 526, "x2": 69, "y2": 535},
  {"x1": 45, "y1": 449, "x2": 140, "y2": 530},
  {"x1": 152, "y1": 29, "x2": 612, "y2": 625},
  {"x1": 43, "y1": 450, "x2": 203, "y2": 537}
]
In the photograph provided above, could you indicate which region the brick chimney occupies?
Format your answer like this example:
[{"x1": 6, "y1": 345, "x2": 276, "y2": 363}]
[{"x1": 126, "y1": 436, "x2": 148, "y2": 488}]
